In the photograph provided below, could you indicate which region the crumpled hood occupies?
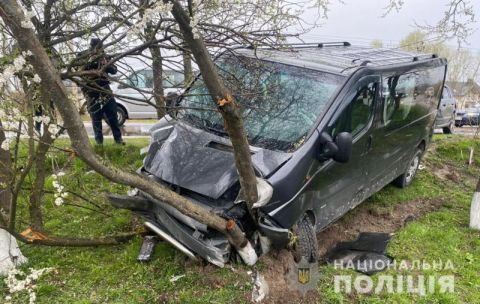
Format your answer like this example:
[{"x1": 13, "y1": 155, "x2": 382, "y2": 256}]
[{"x1": 143, "y1": 122, "x2": 291, "y2": 199}]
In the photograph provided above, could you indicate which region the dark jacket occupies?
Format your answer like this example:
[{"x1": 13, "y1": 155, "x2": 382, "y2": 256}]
[{"x1": 79, "y1": 51, "x2": 117, "y2": 100}]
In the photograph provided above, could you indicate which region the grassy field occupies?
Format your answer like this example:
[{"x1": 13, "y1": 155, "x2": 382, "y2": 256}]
[{"x1": 1, "y1": 135, "x2": 479, "y2": 303}]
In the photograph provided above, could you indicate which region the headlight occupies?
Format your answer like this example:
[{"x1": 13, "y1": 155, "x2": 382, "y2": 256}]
[{"x1": 253, "y1": 178, "x2": 273, "y2": 208}]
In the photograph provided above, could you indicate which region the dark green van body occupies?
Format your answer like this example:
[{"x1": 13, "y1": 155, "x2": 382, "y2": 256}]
[{"x1": 109, "y1": 43, "x2": 447, "y2": 266}]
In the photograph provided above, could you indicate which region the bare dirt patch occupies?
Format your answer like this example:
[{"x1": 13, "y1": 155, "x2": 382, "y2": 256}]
[
  {"x1": 258, "y1": 197, "x2": 447, "y2": 304},
  {"x1": 428, "y1": 163, "x2": 462, "y2": 183},
  {"x1": 316, "y1": 197, "x2": 446, "y2": 257}
]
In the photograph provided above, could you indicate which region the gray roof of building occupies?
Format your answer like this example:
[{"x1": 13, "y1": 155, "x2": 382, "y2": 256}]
[{"x1": 233, "y1": 42, "x2": 438, "y2": 75}]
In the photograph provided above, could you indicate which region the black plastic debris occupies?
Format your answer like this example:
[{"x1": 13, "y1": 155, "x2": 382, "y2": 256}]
[{"x1": 325, "y1": 232, "x2": 393, "y2": 275}]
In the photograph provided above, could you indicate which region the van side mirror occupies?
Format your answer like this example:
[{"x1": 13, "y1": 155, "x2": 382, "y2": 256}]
[
  {"x1": 333, "y1": 132, "x2": 352, "y2": 163},
  {"x1": 318, "y1": 132, "x2": 352, "y2": 163}
]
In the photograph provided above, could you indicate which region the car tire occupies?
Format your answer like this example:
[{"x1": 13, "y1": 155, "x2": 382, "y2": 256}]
[
  {"x1": 103, "y1": 106, "x2": 127, "y2": 127},
  {"x1": 442, "y1": 121, "x2": 454, "y2": 134},
  {"x1": 393, "y1": 148, "x2": 423, "y2": 188},
  {"x1": 293, "y1": 214, "x2": 319, "y2": 263},
  {"x1": 116, "y1": 106, "x2": 127, "y2": 126}
]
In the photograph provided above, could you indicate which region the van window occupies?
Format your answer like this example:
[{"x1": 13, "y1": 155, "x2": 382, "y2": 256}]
[
  {"x1": 382, "y1": 73, "x2": 416, "y2": 125},
  {"x1": 128, "y1": 70, "x2": 185, "y2": 89},
  {"x1": 330, "y1": 82, "x2": 377, "y2": 138},
  {"x1": 128, "y1": 71, "x2": 147, "y2": 88},
  {"x1": 163, "y1": 70, "x2": 185, "y2": 88}
]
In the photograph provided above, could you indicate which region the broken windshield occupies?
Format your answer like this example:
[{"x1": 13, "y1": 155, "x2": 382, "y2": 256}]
[{"x1": 179, "y1": 56, "x2": 345, "y2": 151}]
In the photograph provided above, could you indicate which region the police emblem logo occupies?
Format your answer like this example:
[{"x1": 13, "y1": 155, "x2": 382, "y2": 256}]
[
  {"x1": 298, "y1": 267, "x2": 310, "y2": 284},
  {"x1": 287, "y1": 256, "x2": 320, "y2": 295}
]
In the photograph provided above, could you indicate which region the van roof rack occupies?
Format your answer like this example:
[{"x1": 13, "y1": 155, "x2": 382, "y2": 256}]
[
  {"x1": 245, "y1": 41, "x2": 351, "y2": 50},
  {"x1": 234, "y1": 43, "x2": 441, "y2": 75}
]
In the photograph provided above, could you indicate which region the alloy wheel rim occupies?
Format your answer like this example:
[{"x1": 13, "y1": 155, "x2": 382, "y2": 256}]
[{"x1": 405, "y1": 155, "x2": 419, "y2": 184}]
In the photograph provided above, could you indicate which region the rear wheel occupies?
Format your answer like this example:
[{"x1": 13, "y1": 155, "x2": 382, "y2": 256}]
[
  {"x1": 293, "y1": 214, "x2": 319, "y2": 263},
  {"x1": 393, "y1": 148, "x2": 423, "y2": 188}
]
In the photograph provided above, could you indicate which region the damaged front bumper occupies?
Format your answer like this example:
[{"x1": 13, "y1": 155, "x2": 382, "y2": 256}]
[
  {"x1": 107, "y1": 193, "x2": 231, "y2": 267},
  {"x1": 107, "y1": 189, "x2": 290, "y2": 267}
]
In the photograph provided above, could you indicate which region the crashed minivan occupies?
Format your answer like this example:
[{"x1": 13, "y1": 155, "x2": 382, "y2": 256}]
[{"x1": 108, "y1": 42, "x2": 447, "y2": 267}]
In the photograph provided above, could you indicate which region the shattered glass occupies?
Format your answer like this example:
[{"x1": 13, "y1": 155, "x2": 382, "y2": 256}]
[{"x1": 179, "y1": 56, "x2": 344, "y2": 151}]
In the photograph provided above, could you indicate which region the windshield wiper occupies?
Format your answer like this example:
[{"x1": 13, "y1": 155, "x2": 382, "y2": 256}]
[{"x1": 206, "y1": 126, "x2": 229, "y2": 137}]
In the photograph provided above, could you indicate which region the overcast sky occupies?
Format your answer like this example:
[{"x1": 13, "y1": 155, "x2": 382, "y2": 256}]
[{"x1": 297, "y1": 0, "x2": 480, "y2": 52}]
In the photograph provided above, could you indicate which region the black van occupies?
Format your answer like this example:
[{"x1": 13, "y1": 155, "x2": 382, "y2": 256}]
[{"x1": 109, "y1": 43, "x2": 447, "y2": 267}]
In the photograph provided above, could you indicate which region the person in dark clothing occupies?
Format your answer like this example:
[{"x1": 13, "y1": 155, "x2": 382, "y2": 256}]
[{"x1": 80, "y1": 38, "x2": 124, "y2": 145}]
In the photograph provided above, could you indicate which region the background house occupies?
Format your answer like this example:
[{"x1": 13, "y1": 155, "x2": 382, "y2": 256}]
[{"x1": 446, "y1": 79, "x2": 480, "y2": 109}]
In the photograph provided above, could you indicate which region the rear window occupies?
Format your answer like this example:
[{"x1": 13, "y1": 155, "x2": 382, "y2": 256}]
[
  {"x1": 180, "y1": 57, "x2": 345, "y2": 151},
  {"x1": 127, "y1": 70, "x2": 185, "y2": 89},
  {"x1": 381, "y1": 66, "x2": 445, "y2": 128}
]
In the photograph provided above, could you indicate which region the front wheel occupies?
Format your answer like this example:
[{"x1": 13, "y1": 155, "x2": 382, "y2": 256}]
[
  {"x1": 293, "y1": 214, "x2": 319, "y2": 263},
  {"x1": 104, "y1": 106, "x2": 127, "y2": 127},
  {"x1": 442, "y1": 121, "x2": 454, "y2": 134},
  {"x1": 116, "y1": 107, "x2": 127, "y2": 126},
  {"x1": 392, "y1": 148, "x2": 423, "y2": 188}
]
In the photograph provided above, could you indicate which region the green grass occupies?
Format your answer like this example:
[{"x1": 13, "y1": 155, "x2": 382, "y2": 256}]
[
  {"x1": 1, "y1": 135, "x2": 480, "y2": 303},
  {"x1": 317, "y1": 135, "x2": 480, "y2": 303}
]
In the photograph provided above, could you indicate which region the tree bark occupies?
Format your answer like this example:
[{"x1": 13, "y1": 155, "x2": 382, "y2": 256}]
[
  {"x1": 28, "y1": 85, "x2": 55, "y2": 231},
  {"x1": 168, "y1": 0, "x2": 259, "y2": 213},
  {"x1": 182, "y1": 46, "x2": 193, "y2": 86},
  {"x1": 141, "y1": 0, "x2": 166, "y2": 119},
  {"x1": 150, "y1": 44, "x2": 167, "y2": 119},
  {"x1": 28, "y1": 132, "x2": 54, "y2": 231},
  {"x1": 0, "y1": 0, "x2": 249, "y2": 251},
  {"x1": 0, "y1": 126, "x2": 12, "y2": 225},
  {"x1": 2, "y1": 227, "x2": 137, "y2": 247}
]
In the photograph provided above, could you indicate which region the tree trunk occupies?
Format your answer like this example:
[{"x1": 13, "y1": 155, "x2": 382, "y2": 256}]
[
  {"x1": 27, "y1": 85, "x2": 55, "y2": 231},
  {"x1": 168, "y1": 0, "x2": 259, "y2": 213},
  {"x1": 0, "y1": 126, "x2": 12, "y2": 225},
  {"x1": 0, "y1": 0, "x2": 250, "y2": 254},
  {"x1": 470, "y1": 177, "x2": 480, "y2": 230},
  {"x1": 28, "y1": 133, "x2": 54, "y2": 231},
  {"x1": 141, "y1": 2, "x2": 166, "y2": 120},
  {"x1": 150, "y1": 45, "x2": 167, "y2": 119},
  {"x1": 183, "y1": 46, "x2": 193, "y2": 86}
]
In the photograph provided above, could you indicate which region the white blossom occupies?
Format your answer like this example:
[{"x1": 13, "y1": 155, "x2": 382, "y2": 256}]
[
  {"x1": 128, "y1": 2, "x2": 173, "y2": 37},
  {"x1": 21, "y1": 10, "x2": 35, "y2": 29},
  {"x1": 13, "y1": 56, "x2": 26, "y2": 70},
  {"x1": 47, "y1": 124, "x2": 59, "y2": 139},
  {"x1": 4, "y1": 267, "x2": 52, "y2": 304},
  {"x1": 51, "y1": 172, "x2": 67, "y2": 206},
  {"x1": 32, "y1": 74, "x2": 41, "y2": 83},
  {"x1": 0, "y1": 54, "x2": 29, "y2": 90},
  {"x1": 54, "y1": 197, "x2": 64, "y2": 206},
  {"x1": 1, "y1": 137, "x2": 12, "y2": 151},
  {"x1": 33, "y1": 115, "x2": 50, "y2": 125}
]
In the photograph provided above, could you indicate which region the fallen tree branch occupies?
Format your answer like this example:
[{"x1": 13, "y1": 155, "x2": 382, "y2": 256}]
[{"x1": 1, "y1": 226, "x2": 138, "y2": 247}]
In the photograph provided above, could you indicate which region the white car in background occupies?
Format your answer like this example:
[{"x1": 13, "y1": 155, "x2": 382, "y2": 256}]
[{"x1": 112, "y1": 69, "x2": 185, "y2": 125}]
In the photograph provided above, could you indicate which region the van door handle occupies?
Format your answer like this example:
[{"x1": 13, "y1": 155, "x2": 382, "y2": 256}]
[{"x1": 365, "y1": 135, "x2": 373, "y2": 152}]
